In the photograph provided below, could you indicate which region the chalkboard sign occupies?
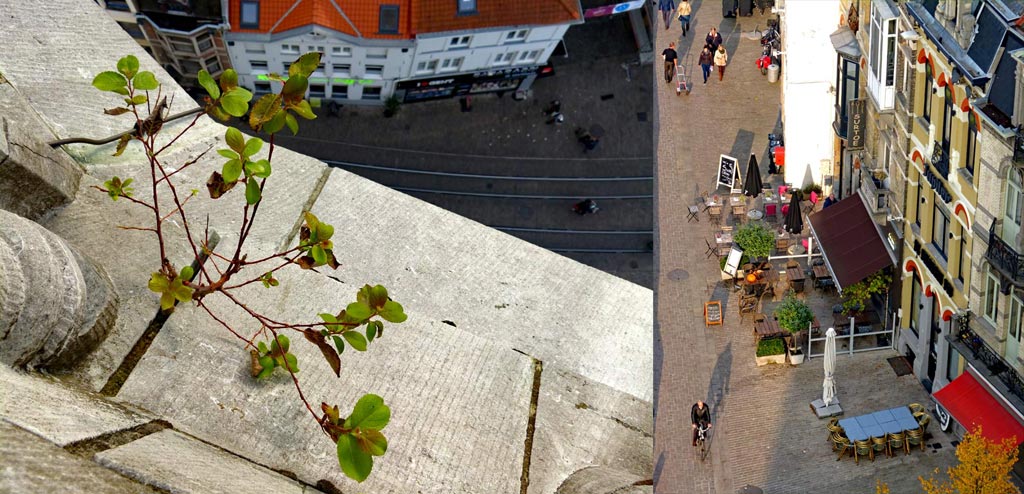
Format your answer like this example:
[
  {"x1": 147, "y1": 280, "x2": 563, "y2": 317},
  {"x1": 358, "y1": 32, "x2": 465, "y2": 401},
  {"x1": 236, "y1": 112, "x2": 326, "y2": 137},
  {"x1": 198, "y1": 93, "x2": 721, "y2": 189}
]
[
  {"x1": 705, "y1": 301, "x2": 722, "y2": 326},
  {"x1": 723, "y1": 247, "x2": 743, "y2": 277},
  {"x1": 717, "y1": 154, "x2": 738, "y2": 190}
]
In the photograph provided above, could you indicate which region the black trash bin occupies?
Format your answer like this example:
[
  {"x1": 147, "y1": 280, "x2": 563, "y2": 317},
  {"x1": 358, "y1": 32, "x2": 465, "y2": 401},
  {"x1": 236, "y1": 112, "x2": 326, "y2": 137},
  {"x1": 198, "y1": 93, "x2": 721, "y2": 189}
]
[
  {"x1": 737, "y1": 0, "x2": 753, "y2": 16},
  {"x1": 723, "y1": 0, "x2": 736, "y2": 17}
]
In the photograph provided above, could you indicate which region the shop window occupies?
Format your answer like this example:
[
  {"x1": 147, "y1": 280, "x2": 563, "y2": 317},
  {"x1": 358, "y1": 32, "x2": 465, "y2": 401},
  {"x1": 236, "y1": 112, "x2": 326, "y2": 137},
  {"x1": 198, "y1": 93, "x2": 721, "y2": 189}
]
[
  {"x1": 504, "y1": 29, "x2": 528, "y2": 43},
  {"x1": 933, "y1": 204, "x2": 950, "y2": 260},
  {"x1": 518, "y1": 50, "x2": 542, "y2": 64},
  {"x1": 254, "y1": 81, "x2": 271, "y2": 95},
  {"x1": 240, "y1": 0, "x2": 260, "y2": 29},
  {"x1": 332, "y1": 64, "x2": 351, "y2": 76},
  {"x1": 448, "y1": 36, "x2": 471, "y2": 49},
  {"x1": 331, "y1": 85, "x2": 348, "y2": 100},
  {"x1": 365, "y1": 65, "x2": 385, "y2": 78},
  {"x1": 438, "y1": 57, "x2": 462, "y2": 73},
  {"x1": 310, "y1": 84, "x2": 326, "y2": 98},
  {"x1": 985, "y1": 271, "x2": 1000, "y2": 323},
  {"x1": 363, "y1": 87, "x2": 382, "y2": 100},
  {"x1": 332, "y1": 46, "x2": 352, "y2": 57},
  {"x1": 379, "y1": 5, "x2": 399, "y2": 34}
]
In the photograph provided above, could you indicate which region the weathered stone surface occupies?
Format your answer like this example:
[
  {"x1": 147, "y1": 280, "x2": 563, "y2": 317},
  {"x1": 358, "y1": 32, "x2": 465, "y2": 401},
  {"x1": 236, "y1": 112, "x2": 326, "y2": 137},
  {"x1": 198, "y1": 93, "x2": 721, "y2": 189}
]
[
  {"x1": 555, "y1": 466, "x2": 651, "y2": 494},
  {"x1": 528, "y1": 368, "x2": 653, "y2": 494},
  {"x1": 0, "y1": 420, "x2": 161, "y2": 494},
  {"x1": 95, "y1": 429, "x2": 320, "y2": 494},
  {"x1": 310, "y1": 169, "x2": 654, "y2": 401},
  {"x1": 117, "y1": 270, "x2": 534, "y2": 493},
  {"x1": 0, "y1": 210, "x2": 116, "y2": 369},
  {"x1": 0, "y1": 365, "x2": 150, "y2": 446},
  {"x1": 0, "y1": 82, "x2": 83, "y2": 220}
]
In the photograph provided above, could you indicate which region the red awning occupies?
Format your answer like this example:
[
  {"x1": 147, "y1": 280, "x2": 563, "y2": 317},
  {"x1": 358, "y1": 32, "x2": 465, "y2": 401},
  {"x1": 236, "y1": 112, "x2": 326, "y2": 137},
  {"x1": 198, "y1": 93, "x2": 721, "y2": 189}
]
[{"x1": 934, "y1": 371, "x2": 1024, "y2": 445}]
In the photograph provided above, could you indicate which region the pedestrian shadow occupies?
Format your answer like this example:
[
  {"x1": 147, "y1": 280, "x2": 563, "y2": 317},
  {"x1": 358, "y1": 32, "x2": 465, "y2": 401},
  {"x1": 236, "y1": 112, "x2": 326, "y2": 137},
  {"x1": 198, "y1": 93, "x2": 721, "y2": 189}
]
[
  {"x1": 652, "y1": 451, "x2": 666, "y2": 486},
  {"x1": 728, "y1": 129, "x2": 755, "y2": 166},
  {"x1": 706, "y1": 342, "x2": 733, "y2": 416}
]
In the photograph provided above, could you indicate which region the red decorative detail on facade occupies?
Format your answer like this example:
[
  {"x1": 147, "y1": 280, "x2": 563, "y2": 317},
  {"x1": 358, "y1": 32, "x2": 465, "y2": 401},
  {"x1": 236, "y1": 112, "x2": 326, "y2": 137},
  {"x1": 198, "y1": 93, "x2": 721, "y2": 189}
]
[
  {"x1": 942, "y1": 309, "x2": 953, "y2": 321},
  {"x1": 911, "y1": 149, "x2": 923, "y2": 162},
  {"x1": 917, "y1": 49, "x2": 927, "y2": 64},
  {"x1": 954, "y1": 202, "x2": 971, "y2": 229},
  {"x1": 937, "y1": 72, "x2": 947, "y2": 87},
  {"x1": 961, "y1": 97, "x2": 971, "y2": 112}
]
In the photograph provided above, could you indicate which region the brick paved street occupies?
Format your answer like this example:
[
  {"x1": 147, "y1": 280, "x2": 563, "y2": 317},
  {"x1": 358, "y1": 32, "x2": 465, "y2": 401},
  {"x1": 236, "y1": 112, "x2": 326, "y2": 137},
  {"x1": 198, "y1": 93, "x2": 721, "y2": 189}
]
[{"x1": 652, "y1": 2, "x2": 958, "y2": 493}]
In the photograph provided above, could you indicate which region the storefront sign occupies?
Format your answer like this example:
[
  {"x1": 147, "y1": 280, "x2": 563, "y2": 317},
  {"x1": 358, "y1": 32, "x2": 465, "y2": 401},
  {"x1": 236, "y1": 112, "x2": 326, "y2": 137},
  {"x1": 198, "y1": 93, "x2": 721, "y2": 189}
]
[
  {"x1": 718, "y1": 154, "x2": 738, "y2": 189},
  {"x1": 848, "y1": 98, "x2": 866, "y2": 150},
  {"x1": 395, "y1": 64, "x2": 549, "y2": 103},
  {"x1": 584, "y1": 0, "x2": 644, "y2": 18},
  {"x1": 254, "y1": 74, "x2": 374, "y2": 86}
]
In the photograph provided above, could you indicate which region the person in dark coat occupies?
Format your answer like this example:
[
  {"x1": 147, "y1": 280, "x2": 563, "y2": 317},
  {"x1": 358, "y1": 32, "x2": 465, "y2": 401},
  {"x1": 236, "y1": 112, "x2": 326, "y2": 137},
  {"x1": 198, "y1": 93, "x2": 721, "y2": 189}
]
[
  {"x1": 698, "y1": 45, "x2": 714, "y2": 84},
  {"x1": 706, "y1": 27, "x2": 723, "y2": 52},
  {"x1": 691, "y1": 400, "x2": 712, "y2": 446},
  {"x1": 823, "y1": 193, "x2": 837, "y2": 208},
  {"x1": 658, "y1": 0, "x2": 676, "y2": 30}
]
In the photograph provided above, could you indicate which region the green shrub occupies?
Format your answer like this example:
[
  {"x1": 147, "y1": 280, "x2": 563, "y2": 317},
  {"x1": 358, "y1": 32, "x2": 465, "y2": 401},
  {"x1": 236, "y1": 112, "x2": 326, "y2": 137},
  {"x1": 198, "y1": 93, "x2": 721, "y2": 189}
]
[
  {"x1": 756, "y1": 338, "x2": 786, "y2": 357},
  {"x1": 802, "y1": 183, "x2": 823, "y2": 197},
  {"x1": 774, "y1": 293, "x2": 815, "y2": 334},
  {"x1": 734, "y1": 222, "x2": 774, "y2": 260}
]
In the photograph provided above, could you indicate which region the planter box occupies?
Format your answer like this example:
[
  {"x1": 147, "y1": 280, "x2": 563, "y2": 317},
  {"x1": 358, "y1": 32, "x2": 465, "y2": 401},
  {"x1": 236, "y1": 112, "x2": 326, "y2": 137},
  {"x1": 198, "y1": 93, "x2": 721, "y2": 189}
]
[
  {"x1": 755, "y1": 354, "x2": 786, "y2": 366},
  {"x1": 789, "y1": 352, "x2": 804, "y2": 365}
]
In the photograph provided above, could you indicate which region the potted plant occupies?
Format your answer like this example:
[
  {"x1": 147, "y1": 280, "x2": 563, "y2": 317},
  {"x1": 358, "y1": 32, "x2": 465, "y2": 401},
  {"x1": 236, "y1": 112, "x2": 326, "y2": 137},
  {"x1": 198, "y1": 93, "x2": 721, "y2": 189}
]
[
  {"x1": 840, "y1": 271, "x2": 892, "y2": 315},
  {"x1": 734, "y1": 222, "x2": 774, "y2": 261},
  {"x1": 383, "y1": 95, "x2": 401, "y2": 118},
  {"x1": 801, "y1": 183, "x2": 823, "y2": 198},
  {"x1": 756, "y1": 338, "x2": 787, "y2": 366},
  {"x1": 774, "y1": 293, "x2": 813, "y2": 364}
]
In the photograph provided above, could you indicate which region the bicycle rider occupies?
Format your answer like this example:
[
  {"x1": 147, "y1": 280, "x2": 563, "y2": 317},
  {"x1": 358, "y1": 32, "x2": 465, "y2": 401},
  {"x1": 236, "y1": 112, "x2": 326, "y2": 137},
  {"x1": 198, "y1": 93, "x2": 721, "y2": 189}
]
[{"x1": 691, "y1": 400, "x2": 712, "y2": 446}]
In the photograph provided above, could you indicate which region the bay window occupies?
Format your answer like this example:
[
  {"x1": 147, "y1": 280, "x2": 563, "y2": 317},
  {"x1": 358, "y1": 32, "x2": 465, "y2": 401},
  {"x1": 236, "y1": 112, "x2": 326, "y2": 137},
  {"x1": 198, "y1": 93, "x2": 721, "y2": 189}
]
[{"x1": 868, "y1": 0, "x2": 898, "y2": 109}]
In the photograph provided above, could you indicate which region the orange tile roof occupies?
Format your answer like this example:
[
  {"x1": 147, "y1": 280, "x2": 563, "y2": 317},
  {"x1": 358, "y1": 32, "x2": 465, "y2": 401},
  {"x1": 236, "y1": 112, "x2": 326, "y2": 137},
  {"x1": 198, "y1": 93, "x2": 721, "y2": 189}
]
[
  {"x1": 228, "y1": 0, "x2": 579, "y2": 39},
  {"x1": 413, "y1": 0, "x2": 581, "y2": 34},
  {"x1": 227, "y1": 0, "x2": 412, "y2": 39}
]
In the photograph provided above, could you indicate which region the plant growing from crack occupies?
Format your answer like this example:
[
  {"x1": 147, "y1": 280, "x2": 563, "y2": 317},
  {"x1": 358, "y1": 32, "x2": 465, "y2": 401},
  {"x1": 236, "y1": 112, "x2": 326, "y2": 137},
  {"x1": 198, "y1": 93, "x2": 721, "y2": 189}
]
[{"x1": 90, "y1": 53, "x2": 406, "y2": 483}]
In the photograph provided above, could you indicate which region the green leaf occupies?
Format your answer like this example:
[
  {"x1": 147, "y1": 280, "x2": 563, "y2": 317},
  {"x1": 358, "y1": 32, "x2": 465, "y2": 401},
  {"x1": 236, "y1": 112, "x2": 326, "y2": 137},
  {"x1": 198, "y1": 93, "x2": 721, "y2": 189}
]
[
  {"x1": 282, "y1": 75, "x2": 308, "y2": 102},
  {"x1": 316, "y1": 222, "x2": 334, "y2": 241},
  {"x1": 208, "y1": 105, "x2": 231, "y2": 122},
  {"x1": 355, "y1": 429, "x2": 388, "y2": 456},
  {"x1": 159, "y1": 292, "x2": 175, "y2": 310},
  {"x1": 224, "y1": 127, "x2": 245, "y2": 154},
  {"x1": 243, "y1": 137, "x2": 263, "y2": 159},
  {"x1": 284, "y1": 112, "x2": 299, "y2": 135},
  {"x1": 379, "y1": 300, "x2": 407, "y2": 323},
  {"x1": 263, "y1": 110, "x2": 287, "y2": 134},
  {"x1": 291, "y1": 99, "x2": 316, "y2": 120},
  {"x1": 245, "y1": 159, "x2": 271, "y2": 179},
  {"x1": 147, "y1": 272, "x2": 170, "y2": 293},
  {"x1": 346, "y1": 302, "x2": 372, "y2": 321},
  {"x1": 172, "y1": 283, "x2": 193, "y2": 303},
  {"x1": 283, "y1": 353, "x2": 299, "y2": 372},
  {"x1": 257, "y1": 367, "x2": 275, "y2": 380},
  {"x1": 133, "y1": 71, "x2": 158, "y2": 91},
  {"x1": 311, "y1": 245, "x2": 327, "y2": 265},
  {"x1": 332, "y1": 335, "x2": 345, "y2": 354},
  {"x1": 272, "y1": 334, "x2": 290, "y2": 354},
  {"x1": 368, "y1": 285, "x2": 388, "y2": 309},
  {"x1": 290, "y1": 52, "x2": 322, "y2": 78},
  {"x1": 337, "y1": 433, "x2": 373, "y2": 483},
  {"x1": 344, "y1": 394, "x2": 390, "y2": 430},
  {"x1": 366, "y1": 323, "x2": 376, "y2": 343},
  {"x1": 222, "y1": 159, "x2": 242, "y2": 184},
  {"x1": 217, "y1": 149, "x2": 238, "y2": 159},
  {"x1": 258, "y1": 341, "x2": 268, "y2": 354},
  {"x1": 258, "y1": 355, "x2": 274, "y2": 369},
  {"x1": 342, "y1": 331, "x2": 367, "y2": 352},
  {"x1": 180, "y1": 265, "x2": 194, "y2": 280},
  {"x1": 117, "y1": 55, "x2": 139, "y2": 79},
  {"x1": 245, "y1": 177, "x2": 261, "y2": 205},
  {"x1": 130, "y1": 94, "x2": 147, "y2": 105},
  {"x1": 92, "y1": 71, "x2": 127, "y2": 92},
  {"x1": 219, "y1": 69, "x2": 239, "y2": 92},
  {"x1": 220, "y1": 87, "x2": 253, "y2": 117},
  {"x1": 112, "y1": 87, "x2": 130, "y2": 96},
  {"x1": 198, "y1": 70, "x2": 220, "y2": 100},
  {"x1": 248, "y1": 94, "x2": 282, "y2": 131}
]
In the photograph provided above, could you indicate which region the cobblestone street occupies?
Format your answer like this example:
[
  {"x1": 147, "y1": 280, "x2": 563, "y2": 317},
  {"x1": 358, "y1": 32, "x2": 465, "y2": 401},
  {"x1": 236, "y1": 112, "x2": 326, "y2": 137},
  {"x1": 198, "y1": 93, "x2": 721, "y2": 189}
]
[{"x1": 652, "y1": 1, "x2": 958, "y2": 492}]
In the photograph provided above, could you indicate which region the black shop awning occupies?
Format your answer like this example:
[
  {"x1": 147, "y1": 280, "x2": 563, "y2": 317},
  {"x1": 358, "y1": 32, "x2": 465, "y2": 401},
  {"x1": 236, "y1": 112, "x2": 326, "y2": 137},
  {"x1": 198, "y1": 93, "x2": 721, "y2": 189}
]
[{"x1": 807, "y1": 191, "x2": 896, "y2": 292}]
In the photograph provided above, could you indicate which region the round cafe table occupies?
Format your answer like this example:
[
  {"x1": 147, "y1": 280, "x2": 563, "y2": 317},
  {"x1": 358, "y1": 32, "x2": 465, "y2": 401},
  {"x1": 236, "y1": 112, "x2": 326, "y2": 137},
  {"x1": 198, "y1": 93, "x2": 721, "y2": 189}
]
[
  {"x1": 787, "y1": 244, "x2": 805, "y2": 255},
  {"x1": 747, "y1": 210, "x2": 764, "y2": 220}
]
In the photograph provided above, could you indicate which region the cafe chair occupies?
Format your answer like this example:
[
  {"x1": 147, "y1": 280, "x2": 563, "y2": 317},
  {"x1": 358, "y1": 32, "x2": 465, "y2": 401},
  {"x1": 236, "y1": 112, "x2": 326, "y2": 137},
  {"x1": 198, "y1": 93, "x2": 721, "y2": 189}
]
[
  {"x1": 906, "y1": 427, "x2": 926, "y2": 452},
  {"x1": 871, "y1": 435, "x2": 889, "y2": 458},
  {"x1": 775, "y1": 237, "x2": 789, "y2": 252},
  {"x1": 826, "y1": 418, "x2": 844, "y2": 437},
  {"x1": 854, "y1": 439, "x2": 874, "y2": 464},
  {"x1": 687, "y1": 205, "x2": 700, "y2": 223},
  {"x1": 888, "y1": 431, "x2": 908, "y2": 456},
  {"x1": 908, "y1": 403, "x2": 926, "y2": 415},
  {"x1": 917, "y1": 414, "x2": 932, "y2": 434},
  {"x1": 833, "y1": 433, "x2": 853, "y2": 461},
  {"x1": 708, "y1": 207, "x2": 722, "y2": 225},
  {"x1": 705, "y1": 238, "x2": 716, "y2": 259}
]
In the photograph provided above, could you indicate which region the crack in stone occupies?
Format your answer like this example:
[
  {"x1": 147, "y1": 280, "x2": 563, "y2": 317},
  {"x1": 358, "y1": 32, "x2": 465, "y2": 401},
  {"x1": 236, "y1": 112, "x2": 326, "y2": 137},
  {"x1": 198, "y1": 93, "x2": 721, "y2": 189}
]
[{"x1": 520, "y1": 357, "x2": 543, "y2": 494}]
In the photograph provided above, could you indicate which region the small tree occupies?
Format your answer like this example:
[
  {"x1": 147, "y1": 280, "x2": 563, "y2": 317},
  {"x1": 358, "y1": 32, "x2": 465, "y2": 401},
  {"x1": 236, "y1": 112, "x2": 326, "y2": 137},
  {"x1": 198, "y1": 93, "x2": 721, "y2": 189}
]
[
  {"x1": 734, "y1": 222, "x2": 774, "y2": 260},
  {"x1": 774, "y1": 293, "x2": 814, "y2": 334},
  {"x1": 919, "y1": 425, "x2": 1020, "y2": 494},
  {"x1": 841, "y1": 270, "x2": 892, "y2": 314}
]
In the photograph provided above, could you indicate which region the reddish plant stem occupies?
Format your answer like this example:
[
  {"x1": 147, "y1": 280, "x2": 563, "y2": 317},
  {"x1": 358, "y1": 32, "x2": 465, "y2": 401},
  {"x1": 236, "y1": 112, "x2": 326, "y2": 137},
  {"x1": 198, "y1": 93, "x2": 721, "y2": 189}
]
[
  {"x1": 154, "y1": 110, "x2": 205, "y2": 157},
  {"x1": 157, "y1": 143, "x2": 213, "y2": 184},
  {"x1": 223, "y1": 252, "x2": 301, "y2": 290},
  {"x1": 90, "y1": 186, "x2": 156, "y2": 211},
  {"x1": 267, "y1": 327, "x2": 324, "y2": 430},
  {"x1": 197, "y1": 300, "x2": 258, "y2": 350}
]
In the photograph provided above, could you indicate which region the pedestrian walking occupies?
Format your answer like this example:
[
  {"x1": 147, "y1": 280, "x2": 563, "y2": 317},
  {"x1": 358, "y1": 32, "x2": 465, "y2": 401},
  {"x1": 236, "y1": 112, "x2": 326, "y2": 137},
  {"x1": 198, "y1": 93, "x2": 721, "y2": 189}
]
[
  {"x1": 698, "y1": 45, "x2": 713, "y2": 84},
  {"x1": 705, "y1": 27, "x2": 723, "y2": 52},
  {"x1": 658, "y1": 0, "x2": 675, "y2": 30},
  {"x1": 676, "y1": 0, "x2": 692, "y2": 36},
  {"x1": 714, "y1": 45, "x2": 729, "y2": 81},
  {"x1": 543, "y1": 100, "x2": 563, "y2": 124},
  {"x1": 662, "y1": 42, "x2": 678, "y2": 83}
]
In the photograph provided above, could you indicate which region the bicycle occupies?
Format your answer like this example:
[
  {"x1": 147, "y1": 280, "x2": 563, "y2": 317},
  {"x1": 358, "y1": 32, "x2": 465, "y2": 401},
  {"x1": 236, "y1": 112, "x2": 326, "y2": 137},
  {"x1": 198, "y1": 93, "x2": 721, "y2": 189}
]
[{"x1": 695, "y1": 422, "x2": 711, "y2": 461}]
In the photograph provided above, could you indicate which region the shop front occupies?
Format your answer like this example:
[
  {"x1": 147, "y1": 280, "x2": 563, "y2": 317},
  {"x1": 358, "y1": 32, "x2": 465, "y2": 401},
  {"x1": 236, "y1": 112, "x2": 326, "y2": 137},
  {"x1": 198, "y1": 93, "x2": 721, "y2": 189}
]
[{"x1": 395, "y1": 64, "x2": 553, "y2": 103}]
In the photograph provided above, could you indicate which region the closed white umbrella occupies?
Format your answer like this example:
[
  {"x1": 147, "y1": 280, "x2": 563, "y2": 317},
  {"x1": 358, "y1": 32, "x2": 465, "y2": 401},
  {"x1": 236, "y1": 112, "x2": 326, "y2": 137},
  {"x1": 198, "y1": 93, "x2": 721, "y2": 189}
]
[{"x1": 823, "y1": 327, "x2": 837, "y2": 406}]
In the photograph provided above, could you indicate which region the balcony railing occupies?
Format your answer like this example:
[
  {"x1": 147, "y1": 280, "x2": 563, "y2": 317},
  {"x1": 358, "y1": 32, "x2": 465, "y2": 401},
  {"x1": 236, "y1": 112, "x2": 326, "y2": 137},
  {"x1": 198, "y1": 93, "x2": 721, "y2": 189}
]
[
  {"x1": 860, "y1": 171, "x2": 889, "y2": 213},
  {"x1": 986, "y1": 221, "x2": 1024, "y2": 289},
  {"x1": 931, "y1": 141, "x2": 950, "y2": 178},
  {"x1": 833, "y1": 104, "x2": 848, "y2": 139},
  {"x1": 950, "y1": 323, "x2": 1024, "y2": 414}
]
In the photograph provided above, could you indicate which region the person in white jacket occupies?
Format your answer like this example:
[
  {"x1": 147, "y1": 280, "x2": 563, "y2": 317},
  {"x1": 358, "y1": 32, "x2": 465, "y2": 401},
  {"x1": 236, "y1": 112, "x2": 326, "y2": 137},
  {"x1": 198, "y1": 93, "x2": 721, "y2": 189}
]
[{"x1": 713, "y1": 45, "x2": 729, "y2": 81}]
